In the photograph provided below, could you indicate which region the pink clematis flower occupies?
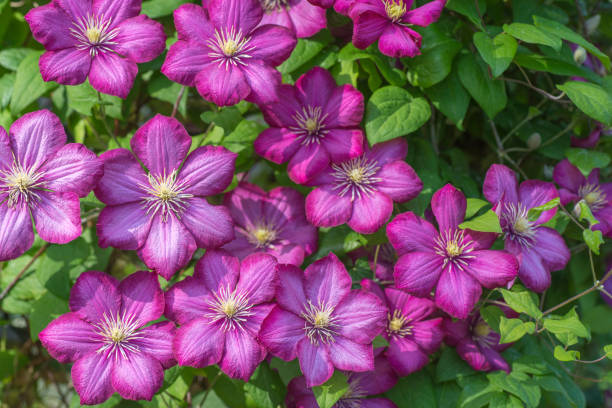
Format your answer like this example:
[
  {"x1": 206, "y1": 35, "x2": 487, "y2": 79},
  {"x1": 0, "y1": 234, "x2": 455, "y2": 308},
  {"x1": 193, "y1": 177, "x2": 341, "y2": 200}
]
[
  {"x1": 305, "y1": 138, "x2": 422, "y2": 234},
  {"x1": 443, "y1": 307, "x2": 515, "y2": 373},
  {"x1": 286, "y1": 350, "x2": 398, "y2": 408},
  {"x1": 223, "y1": 182, "x2": 318, "y2": 266},
  {"x1": 39, "y1": 271, "x2": 175, "y2": 405},
  {"x1": 95, "y1": 114, "x2": 236, "y2": 280},
  {"x1": 254, "y1": 66, "x2": 365, "y2": 184},
  {"x1": 349, "y1": 0, "x2": 446, "y2": 58},
  {"x1": 259, "y1": 252, "x2": 387, "y2": 387},
  {"x1": 161, "y1": 0, "x2": 297, "y2": 106},
  {"x1": 26, "y1": 0, "x2": 165, "y2": 98},
  {"x1": 0, "y1": 110, "x2": 102, "y2": 261},
  {"x1": 387, "y1": 184, "x2": 519, "y2": 319},
  {"x1": 484, "y1": 164, "x2": 570, "y2": 292},
  {"x1": 165, "y1": 250, "x2": 277, "y2": 381},
  {"x1": 259, "y1": 0, "x2": 327, "y2": 38},
  {"x1": 361, "y1": 280, "x2": 443, "y2": 376},
  {"x1": 553, "y1": 159, "x2": 612, "y2": 238}
]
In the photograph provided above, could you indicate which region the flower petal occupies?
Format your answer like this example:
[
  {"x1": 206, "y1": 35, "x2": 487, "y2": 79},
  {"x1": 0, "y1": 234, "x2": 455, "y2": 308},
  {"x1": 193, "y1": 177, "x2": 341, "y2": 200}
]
[
  {"x1": 249, "y1": 24, "x2": 297, "y2": 66},
  {"x1": 517, "y1": 248, "x2": 551, "y2": 292},
  {"x1": 394, "y1": 251, "x2": 443, "y2": 297},
  {"x1": 39, "y1": 313, "x2": 99, "y2": 364},
  {"x1": 351, "y1": 353, "x2": 398, "y2": 395},
  {"x1": 111, "y1": 351, "x2": 164, "y2": 401},
  {"x1": 253, "y1": 128, "x2": 300, "y2": 164},
  {"x1": 465, "y1": 250, "x2": 518, "y2": 289},
  {"x1": 236, "y1": 253, "x2": 278, "y2": 304},
  {"x1": 352, "y1": 11, "x2": 389, "y2": 49},
  {"x1": 31, "y1": 191, "x2": 81, "y2": 244},
  {"x1": 174, "y1": 318, "x2": 225, "y2": 367},
  {"x1": 334, "y1": 291, "x2": 386, "y2": 343},
  {"x1": 260, "y1": 306, "x2": 305, "y2": 361},
  {"x1": 328, "y1": 336, "x2": 375, "y2": 372},
  {"x1": 39, "y1": 48, "x2": 92, "y2": 87},
  {"x1": 25, "y1": 3, "x2": 75, "y2": 50},
  {"x1": 242, "y1": 303, "x2": 275, "y2": 337},
  {"x1": 224, "y1": 183, "x2": 265, "y2": 229},
  {"x1": 323, "y1": 84, "x2": 364, "y2": 128},
  {"x1": 518, "y1": 180, "x2": 559, "y2": 224},
  {"x1": 387, "y1": 211, "x2": 437, "y2": 254},
  {"x1": 288, "y1": 142, "x2": 331, "y2": 184},
  {"x1": 208, "y1": 0, "x2": 263, "y2": 33},
  {"x1": 93, "y1": 0, "x2": 140, "y2": 23},
  {"x1": 179, "y1": 145, "x2": 237, "y2": 197},
  {"x1": 194, "y1": 249, "x2": 240, "y2": 293},
  {"x1": 295, "y1": 66, "x2": 336, "y2": 108},
  {"x1": 297, "y1": 339, "x2": 334, "y2": 387},
  {"x1": 89, "y1": 52, "x2": 138, "y2": 99},
  {"x1": 455, "y1": 340, "x2": 489, "y2": 372},
  {"x1": 384, "y1": 288, "x2": 436, "y2": 322},
  {"x1": 69, "y1": 270, "x2": 120, "y2": 323},
  {"x1": 431, "y1": 184, "x2": 466, "y2": 232},
  {"x1": 114, "y1": 15, "x2": 166, "y2": 63},
  {"x1": 39, "y1": 143, "x2": 102, "y2": 197},
  {"x1": 0, "y1": 204, "x2": 34, "y2": 261},
  {"x1": 164, "y1": 277, "x2": 211, "y2": 325},
  {"x1": 435, "y1": 266, "x2": 482, "y2": 319},
  {"x1": 411, "y1": 318, "x2": 444, "y2": 353},
  {"x1": 379, "y1": 24, "x2": 421, "y2": 58},
  {"x1": 162, "y1": 40, "x2": 212, "y2": 86},
  {"x1": 552, "y1": 159, "x2": 585, "y2": 194},
  {"x1": 368, "y1": 138, "x2": 408, "y2": 165},
  {"x1": 97, "y1": 203, "x2": 153, "y2": 250},
  {"x1": 132, "y1": 321, "x2": 176, "y2": 368},
  {"x1": 347, "y1": 190, "x2": 394, "y2": 234},
  {"x1": 283, "y1": 0, "x2": 326, "y2": 38},
  {"x1": 242, "y1": 61, "x2": 283, "y2": 105},
  {"x1": 483, "y1": 164, "x2": 519, "y2": 205},
  {"x1": 181, "y1": 197, "x2": 235, "y2": 248},
  {"x1": 55, "y1": 0, "x2": 91, "y2": 20},
  {"x1": 403, "y1": 0, "x2": 446, "y2": 26},
  {"x1": 275, "y1": 264, "x2": 308, "y2": 315},
  {"x1": 174, "y1": 4, "x2": 214, "y2": 41},
  {"x1": 387, "y1": 337, "x2": 429, "y2": 376},
  {"x1": 304, "y1": 252, "x2": 352, "y2": 308},
  {"x1": 376, "y1": 161, "x2": 423, "y2": 202},
  {"x1": 71, "y1": 351, "x2": 114, "y2": 406},
  {"x1": 94, "y1": 149, "x2": 149, "y2": 205},
  {"x1": 195, "y1": 63, "x2": 251, "y2": 106},
  {"x1": 119, "y1": 270, "x2": 164, "y2": 325},
  {"x1": 305, "y1": 185, "x2": 352, "y2": 227},
  {"x1": 323, "y1": 129, "x2": 364, "y2": 163},
  {"x1": 0, "y1": 127, "x2": 10, "y2": 172},
  {"x1": 220, "y1": 329, "x2": 266, "y2": 381}
]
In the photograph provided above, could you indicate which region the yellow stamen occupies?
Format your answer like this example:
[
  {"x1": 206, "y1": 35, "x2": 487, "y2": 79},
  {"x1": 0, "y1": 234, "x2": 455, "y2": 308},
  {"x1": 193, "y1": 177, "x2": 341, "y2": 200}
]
[
  {"x1": 474, "y1": 321, "x2": 491, "y2": 337},
  {"x1": 384, "y1": 0, "x2": 407, "y2": 21}
]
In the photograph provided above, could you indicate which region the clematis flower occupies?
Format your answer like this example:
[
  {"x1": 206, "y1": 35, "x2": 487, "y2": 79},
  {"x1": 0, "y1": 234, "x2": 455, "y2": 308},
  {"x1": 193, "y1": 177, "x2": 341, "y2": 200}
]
[
  {"x1": 0, "y1": 110, "x2": 102, "y2": 261},
  {"x1": 571, "y1": 124, "x2": 603, "y2": 148},
  {"x1": 349, "y1": 0, "x2": 446, "y2": 58},
  {"x1": 260, "y1": 252, "x2": 387, "y2": 387},
  {"x1": 387, "y1": 184, "x2": 518, "y2": 319},
  {"x1": 553, "y1": 159, "x2": 612, "y2": 238},
  {"x1": 26, "y1": 0, "x2": 165, "y2": 98},
  {"x1": 259, "y1": 0, "x2": 326, "y2": 38},
  {"x1": 484, "y1": 164, "x2": 571, "y2": 292},
  {"x1": 361, "y1": 280, "x2": 443, "y2": 376},
  {"x1": 254, "y1": 66, "x2": 365, "y2": 184},
  {"x1": 161, "y1": 0, "x2": 297, "y2": 106},
  {"x1": 39, "y1": 271, "x2": 175, "y2": 405},
  {"x1": 165, "y1": 250, "x2": 277, "y2": 381},
  {"x1": 306, "y1": 138, "x2": 422, "y2": 234},
  {"x1": 223, "y1": 182, "x2": 318, "y2": 266},
  {"x1": 286, "y1": 350, "x2": 398, "y2": 408},
  {"x1": 95, "y1": 114, "x2": 236, "y2": 280},
  {"x1": 443, "y1": 307, "x2": 514, "y2": 372}
]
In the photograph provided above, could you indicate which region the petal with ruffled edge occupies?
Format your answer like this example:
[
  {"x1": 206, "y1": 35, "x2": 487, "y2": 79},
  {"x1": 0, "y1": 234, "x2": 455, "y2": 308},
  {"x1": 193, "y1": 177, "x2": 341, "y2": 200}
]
[
  {"x1": 131, "y1": 114, "x2": 191, "y2": 176},
  {"x1": 243, "y1": 61, "x2": 283, "y2": 105},
  {"x1": 39, "y1": 313, "x2": 99, "y2": 364},
  {"x1": 403, "y1": 0, "x2": 446, "y2": 26},
  {"x1": 295, "y1": 66, "x2": 337, "y2": 108},
  {"x1": 132, "y1": 321, "x2": 176, "y2": 368},
  {"x1": 69, "y1": 270, "x2": 120, "y2": 323},
  {"x1": 532, "y1": 227, "x2": 570, "y2": 271},
  {"x1": 71, "y1": 351, "x2": 114, "y2": 406},
  {"x1": 411, "y1": 318, "x2": 444, "y2": 353},
  {"x1": 518, "y1": 180, "x2": 559, "y2": 224},
  {"x1": 174, "y1": 4, "x2": 214, "y2": 41},
  {"x1": 89, "y1": 52, "x2": 137, "y2": 99},
  {"x1": 164, "y1": 277, "x2": 211, "y2": 325},
  {"x1": 517, "y1": 248, "x2": 551, "y2": 293},
  {"x1": 93, "y1": 0, "x2": 140, "y2": 23},
  {"x1": 387, "y1": 211, "x2": 437, "y2": 254},
  {"x1": 253, "y1": 128, "x2": 300, "y2": 164},
  {"x1": 249, "y1": 25, "x2": 297, "y2": 66},
  {"x1": 174, "y1": 318, "x2": 225, "y2": 367},
  {"x1": 179, "y1": 146, "x2": 237, "y2": 197},
  {"x1": 394, "y1": 251, "x2": 443, "y2": 296},
  {"x1": 25, "y1": 3, "x2": 75, "y2": 50},
  {"x1": 259, "y1": 306, "x2": 305, "y2": 361},
  {"x1": 465, "y1": 250, "x2": 518, "y2": 289},
  {"x1": 378, "y1": 24, "x2": 421, "y2": 58},
  {"x1": 297, "y1": 339, "x2": 334, "y2": 387},
  {"x1": 39, "y1": 143, "x2": 102, "y2": 197},
  {"x1": 235, "y1": 253, "x2": 278, "y2": 304},
  {"x1": 328, "y1": 336, "x2": 375, "y2": 372},
  {"x1": 114, "y1": 15, "x2": 166, "y2": 63},
  {"x1": 431, "y1": 184, "x2": 466, "y2": 232},
  {"x1": 387, "y1": 337, "x2": 429, "y2": 376},
  {"x1": 161, "y1": 41, "x2": 212, "y2": 86},
  {"x1": 376, "y1": 161, "x2": 423, "y2": 202},
  {"x1": 111, "y1": 351, "x2": 164, "y2": 401},
  {"x1": 31, "y1": 191, "x2": 81, "y2": 244},
  {"x1": 9, "y1": 109, "x2": 66, "y2": 171},
  {"x1": 219, "y1": 329, "x2": 266, "y2": 381},
  {"x1": 208, "y1": 0, "x2": 263, "y2": 33},
  {"x1": 118, "y1": 270, "x2": 164, "y2": 325},
  {"x1": 334, "y1": 291, "x2": 386, "y2": 343},
  {"x1": 94, "y1": 149, "x2": 149, "y2": 205},
  {"x1": 97, "y1": 203, "x2": 153, "y2": 250},
  {"x1": 323, "y1": 84, "x2": 364, "y2": 128},
  {"x1": 552, "y1": 159, "x2": 585, "y2": 194},
  {"x1": 181, "y1": 197, "x2": 234, "y2": 248},
  {"x1": 194, "y1": 249, "x2": 241, "y2": 293},
  {"x1": 352, "y1": 11, "x2": 389, "y2": 50},
  {"x1": 483, "y1": 164, "x2": 519, "y2": 205},
  {"x1": 305, "y1": 186, "x2": 352, "y2": 227},
  {"x1": 304, "y1": 252, "x2": 352, "y2": 308},
  {"x1": 0, "y1": 204, "x2": 34, "y2": 261},
  {"x1": 347, "y1": 190, "x2": 393, "y2": 234},
  {"x1": 435, "y1": 265, "x2": 482, "y2": 319},
  {"x1": 323, "y1": 128, "x2": 364, "y2": 163}
]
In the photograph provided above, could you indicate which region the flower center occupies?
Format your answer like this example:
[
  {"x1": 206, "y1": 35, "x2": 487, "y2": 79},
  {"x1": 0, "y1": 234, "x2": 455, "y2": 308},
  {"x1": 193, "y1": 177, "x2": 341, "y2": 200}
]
[
  {"x1": 208, "y1": 27, "x2": 254, "y2": 68},
  {"x1": 139, "y1": 170, "x2": 193, "y2": 222},
  {"x1": 260, "y1": 0, "x2": 290, "y2": 12},
  {"x1": 579, "y1": 183, "x2": 607, "y2": 211},
  {"x1": 301, "y1": 300, "x2": 339, "y2": 345},
  {"x1": 93, "y1": 311, "x2": 142, "y2": 359},
  {"x1": 383, "y1": 0, "x2": 407, "y2": 22},
  {"x1": 331, "y1": 157, "x2": 382, "y2": 201},
  {"x1": 387, "y1": 310, "x2": 411, "y2": 337},
  {"x1": 0, "y1": 162, "x2": 45, "y2": 208},
  {"x1": 247, "y1": 225, "x2": 277, "y2": 248},
  {"x1": 290, "y1": 106, "x2": 329, "y2": 144},
  {"x1": 434, "y1": 229, "x2": 475, "y2": 270},
  {"x1": 473, "y1": 321, "x2": 491, "y2": 338},
  {"x1": 206, "y1": 286, "x2": 254, "y2": 331},
  {"x1": 337, "y1": 377, "x2": 366, "y2": 407},
  {"x1": 500, "y1": 203, "x2": 537, "y2": 248},
  {"x1": 70, "y1": 14, "x2": 119, "y2": 57}
]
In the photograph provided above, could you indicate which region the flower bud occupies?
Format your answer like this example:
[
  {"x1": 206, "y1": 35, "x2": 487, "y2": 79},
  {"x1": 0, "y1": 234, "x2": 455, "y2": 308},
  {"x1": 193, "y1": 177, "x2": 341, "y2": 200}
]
[
  {"x1": 573, "y1": 46, "x2": 587, "y2": 65},
  {"x1": 527, "y1": 132, "x2": 541, "y2": 150},
  {"x1": 586, "y1": 15, "x2": 601, "y2": 36}
]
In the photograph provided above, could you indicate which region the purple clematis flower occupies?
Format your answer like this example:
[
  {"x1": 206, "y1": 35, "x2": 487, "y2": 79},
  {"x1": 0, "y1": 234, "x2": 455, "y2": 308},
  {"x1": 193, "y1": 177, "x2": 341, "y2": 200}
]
[
  {"x1": 260, "y1": 253, "x2": 387, "y2": 387},
  {"x1": 553, "y1": 159, "x2": 612, "y2": 238},
  {"x1": 0, "y1": 110, "x2": 102, "y2": 261},
  {"x1": 443, "y1": 307, "x2": 515, "y2": 373},
  {"x1": 571, "y1": 124, "x2": 604, "y2": 148},
  {"x1": 39, "y1": 271, "x2": 175, "y2": 405},
  {"x1": 254, "y1": 66, "x2": 365, "y2": 184},
  {"x1": 259, "y1": 0, "x2": 327, "y2": 38},
  {"x1": 387, "y1": 184, "x2": 519, "y2": 319},
  {"x1": 165, "y1": 250, "x2": 277, "y2": 381},
  {"x1": 26, "y1": 0, "x2": 165, "y2": 98},
  {"x1": 349, "y1": 0, "x2": 446, "y2": 58},
  {"x1": 95, "y1": 114, "x2": 236, "y2": 280},
  {"x1": 286, "y1": 350, "x2": 398, "y2": 408},
  {"x1": 161, "y1": 0, "x2": 297, "y2": 106},
  {"x1": 484, "y1": 164, "x2": 571, "y2": 292},
  {"x1": 361, "y1": 280, "x2": 443, "y2": 376},
  {"x1": 223, "y1": 182, "x2": 318, "y2": 266},
  {"x1": 305, "y1": 138, "x2": 422, "y2": 234}
]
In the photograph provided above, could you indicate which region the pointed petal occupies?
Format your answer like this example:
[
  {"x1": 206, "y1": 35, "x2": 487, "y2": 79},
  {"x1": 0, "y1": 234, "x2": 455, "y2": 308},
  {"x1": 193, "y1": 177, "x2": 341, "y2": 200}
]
[
  {"x1": 236, "y1": 253, "x2": 278, "y2": 304},
  {"x1": 483, "y1": 164, "x2": 519, "y2": 205},
  {"x1": 220, "y1": 329, "x2": 265, "y2": 381},
  {"x1": 328, "y1": 336, "x2": 375, "y2": 372},
  {"x1": 552, "y1": 159, "x2": 585, "y2": 194},
  {"x1": 518, "y1": 180, "x2": 559, "y2": 224},
  {"x1": 114, "y1": 15, "x2": 166, "y2": 63},
  {"x1": 403, "y1": 0, "x2": 445, "y2": 26},
  {"x1": 39, "y1": 313, "x2": 99, "y2": 364},
  {"x1": 119, "y1": 270, "x2": 164, "y2": 325},
  {"x1": 376, "y1": 161, "x2": 423, "y2": 202},
  {"x1": 0, "y1": 204, "x2": 34, "y2": 261},
  {"x1": 411, "y1": 318, "x2": 444, "y2": 353},
  {"x1": 435, "y1": 266, "x2": 482, "y2": 319},
  {"x1": 93, "y1": 0, "x2": 140, "y2": 22},
  {"x1": 242, "y1": 303, "x2": 275, "y2": 337},
  {"x1": 31, "y1": 191, "x2": 81, "y2": 244},
  {"x1": 249, "y1": 25, "x2": 297, "y2": 66},
  {"x1": 465, "y1": 250, "x2": 518, "y2": 289},
  {"x1": 94, "y1": 149, "x2": 148, "y2": 205},
  {"x1": 97, "y1": 203, "x2": 153, "y2": 250},
  {"x1": 275, "y1": 264, "x2": 308, "y2": 315},
  {"x1": 347, "y1": 191, "x2": 394, "y2": 234},
  {"x1": 456, "y1": 340, "x2": 489, "y2": 371},
  {"x1": 323, "y1": 129, "x2": 364, "y2": 163},
  {"x1": 351, "y1": 354, "x2": 398, "y2": 395},
  {"x1": 387, "y1": 211, "x2": 437, "y2": 254},
  {"x1": 305, "y1": 185, "x2": 352, "y2": 228},
  {"x1": 288, "y1": 142, "x2": 331, "y2": 184},
  {"x1": 195, "y1": 63, "x2": 250, "y2": 106},
  {"x1": 394, "y1": 252, "x2": 443, "y2": 296},
  {"x1": 181, "y1": 197, "x2": 234, "y2": 248},
  {"x1": 282, "y1": 0, "x2": 326, "y2": 38},
  {"x1": 384, "y1": 288, "x2": 436, "y2": 321},
  {"x1": 164, "y1": 277, "x2": 211, "y2": 325},
  {"x1": 431, "y1": 184, "x2": 466, "y2": 232},
  {"x1": 243, "y1": 61, "x2": 282, "y2": 105},
  {"x1": 89, "y1": 53, "x2": 138, "y2": 99},
  {"x1": 297, "y1": 339, "x2": 334, "y2": 387},
  {"x1": 260, "y1": 306, "x2": 304, "y2": 361},
  {"x1": 323, "y1": 84, "x2": 364, "y2": 128},
  {"x1": 334, "y1": 291, "x2": 386, "y2": 343},
  {"x1": 174, "y1": 318, "x2": 225, "y2": 367},
  {"x1": 174, "y1": 4, "x2": 214, "y2": 41},
  {"x1": 179, "y1": 145, "x2": 237, "y2": 197},
  {"x1": 387, "y1": 338, "x2": 429, "y2": 376},
  {"x1": 111, "y1": 351, "x2": 164, "y2": 401},
  {"x1": 352, "y1": 11, "x2": 389, "y2": 49},
  {"x1": 25, "y1": 3, "x2": 75, "y2": 50},
  {"x1": 71, "y1": 351, "x2": 114, "y2": 406},
  {"x1": 517, "y1": 248, "x2": 551, "y2": 292},
  {"x1": 162, "y1": 40, "x2": 212, "y2": 86},
  {"x1": 379, "y1": 24, "x2": 421, "y2": 58},
  {"x1": 254, "y1": 128, "x2": 300, "y2": 164},
  {"x1": 69, "y1": 271, "x2": 120, "y2": 323},
  {"x1": 368, "y1": 138, "x2": 409, "y2": 165},
  {"x1": 55, "y1": 0, "x2": 91, "y2": 20},
  {"x1": 194, "y1": 249, "x2": 240, "y2": 292},
  {"x1": 304, "y1": 252, "x2": 352, "y2": 308},
  {"x1": 295, "y1": 67, "x2": 337, "y2": 108},
  {"x1": 132, "y1": 321, "x2": 176, "y2": 368},
  {"x1": 208, "y1": 0, "x2": 263, "y2": 33},
  {"x1": 39, "y1": 48, "x2": 91, "y2": 86},
  {"x1": 39, "y1": 143, "x2": 102, "y2": 197}
]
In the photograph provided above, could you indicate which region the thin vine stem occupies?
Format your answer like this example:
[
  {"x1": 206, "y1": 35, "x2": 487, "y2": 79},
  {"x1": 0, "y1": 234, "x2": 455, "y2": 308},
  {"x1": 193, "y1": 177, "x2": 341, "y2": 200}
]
[
  {"x1": 171, "y1": 86, "x2": 187, "y2": 118},
  {"x1": 97, "y1": 92, "x2": 120, "y2": 147}
]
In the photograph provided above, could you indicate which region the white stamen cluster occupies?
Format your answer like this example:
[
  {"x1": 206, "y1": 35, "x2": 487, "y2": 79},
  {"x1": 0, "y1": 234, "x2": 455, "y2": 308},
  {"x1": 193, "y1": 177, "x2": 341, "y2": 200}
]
[
  {"x1": 579, "y1": 183, "x2": 607, "y2": 211},
  {"x1": 386, "y1": 309, "x2": 412, "y2": 338},
  {"x1": 433, "y1": 229, "x2": 476, "y2": 271},
  {"x1": 290, "y1": 106, "x2": 330, "y2": 145},
  {"x1": 207, "y1": 27, "x2": 255, "y2": 69},
  {"x1": 500, "y1": 202, "x2": 537, "y2": 249},
  {"x1": 301, "y1": 300, "x2": 339, "y2": 345},
  {"x1": 245, "y1": 223, "x2": 278, "y2": 249},
  {"x1": 0, "y1": 161, "x2": 45, "y2": 208},
  {"x1": 205, "y1": 286, "x2": 254, "y2": 332},
  {"x1": 70, "y1": 13, "x2": 120, "y2": 57},
  {"x1": 93, "y1": 311, "x2": 142, "y2": 360},
  {"x1": 139, "y1": 170, "x2": 193, "y2": 222},
  {"x1": 331, "y1": 157, "x2": 382, "y2": 201},
  {"x1": 260, "y1": 0, "x2": 290, "y2": 12}
]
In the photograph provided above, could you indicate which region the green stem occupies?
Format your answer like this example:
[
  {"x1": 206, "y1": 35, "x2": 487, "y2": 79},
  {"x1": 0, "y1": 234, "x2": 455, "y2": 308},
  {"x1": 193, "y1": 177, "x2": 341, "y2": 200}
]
[{"x1": 97, "y1": 92, "x2": 120, "y2": 147}]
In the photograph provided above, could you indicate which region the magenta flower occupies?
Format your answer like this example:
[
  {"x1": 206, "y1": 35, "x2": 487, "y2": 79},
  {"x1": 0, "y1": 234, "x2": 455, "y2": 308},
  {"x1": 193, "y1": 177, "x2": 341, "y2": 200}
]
[
  {"x1": 387, "y1": 184, "x2": 518, "y2": 319},
  {"x1": 254, "y1": 67, "x2": 365, "y2": 184},
  {"x1": 223, "y1": 182, "x2": 318, "y2": 266},
  {"x1": 165, "y1": 250, "x2": 277, "y2": 380},
  {"x1": 484, "y1": 164, "x2": 570, "y2": 292},
  {"x1": 349, "y1": 0, "x2": 446, "y2": 58},
  {"x1": 95, "y1": 114, "x2": 236, "y2": 280},
  {"x1": 26, "y1": 0, "x2": 165, "y2": 98},
  {"x1": 553, "y1": 159, "x2": 612, "y2": 238},
  {"x1": 443, "y1": 307, "x2": 514, "y2": 373},
  {"x1": 161, "y1": 0, "x2": 297, "y2": 106},
  {"x1": 361, "y1": 280, "x2": 443, "y2": 376},
  {"x1": 0, "y1": 110, "x2": 102, "y2": 261},
  {"x1": 259, "y1": 0, "x2": 326, "y2": 38},
  {"x1": 40, "y1": 271, "x2": 175, "y2": 404},
  {"x1": 571, "y1": 124, "x2": 604, "y2": 148},
  {"x1": 260, "y1": 253, "x2": 387, "y2": 387},
  {"x1": 306, "y1": 138, "x2": 422, "y2": 234},
  {"x1": 286, "y1": 350, "x2": 398, "y2": 408}
]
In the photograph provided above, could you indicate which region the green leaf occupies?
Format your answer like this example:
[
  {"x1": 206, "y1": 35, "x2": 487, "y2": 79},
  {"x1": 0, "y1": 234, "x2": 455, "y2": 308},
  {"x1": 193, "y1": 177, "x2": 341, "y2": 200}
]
[
  {"x1": 503, "y1": 23, "x2": 562, "y2": 51},
  {"x1": 553, "y1": 346, "x2": 580, "y2": 362},
  {"x1": 66, "y1": 81, "x2": 123, "y2": 119},
  {"x1": 386, "y1": 371, "x2": 436, "y2": 408},
  {"x1": 337, "y1": 43, "x2": 406, "y2": 86},
  {"x1": 499, "y1": 286, "x2": 542, "y2": 319},
  {"x1": 487, "y1": 371, "x2": 542, "y2": 407},
  {"x1": 527, "y1": 198, "x2": 560, "y2": 221},
  {"x1": 312, "y1": 371, "x2": 349, "y2": 408},
  {"x1": 141, "y1": 0, "x2": 191, "y2": 18},
  {"x1": 465, "y1": 198, "x2": 489, "y2": 219},
  {"x1": 427, "y1": 69, "x2": 470, "y2": 129},
  {"x1": 583, "y1": 306, "x2": 612, "y2": 334},
  {"x1": 473, "y1": 32, "x2": 517, "y2": 77},
  {"x1": 0, "y1": 73, "x2": 14, "y2": 109},
  {"x1": 372, "y1": 335, "x2": 389, "y2": 348},
  {"x1": 29, "y1": 292, "x2": 69, "y2": 342},
  {"x1": 557, "y1": 81, "x2": 612, "y2": 126},
  {"x1": 279, "y1": 30, "x2": 333, "y2": 75},
  {"x1": 446, "y1": 0, "x2": 487, "y2": 30},
  {"x1": 513, "y1": 51, "x2": 601, "y2": 83},
  {"x1": 457, "y1": 53, "x2": 507, "y2": 119},
  {"x1": 0, "y1": 48, "x2": 31, "y2": 71},
  {"x1": 480, "y1": 305, "x2": 504, "y2": 333},
  {"x1": 582, "y1": 229, "x2": 604, "y2": 255},
  {"x1": 604, "y1": 345, "x2": 612, "y2": 359},
  {"x1": 1, "y1": 252, "x2": 46, "y2": 314},
  {"x1": 543, "y1": 308, "x2": 590, "y2": 346},
  {"x1": 10, "y1": 51, "x2": 58, "y2": 115},
  {"x1": 576, "y1": 200, "x2": 600, "y2": 226},
  {"x1": 244, "y1": 362, "x2": 285, "y2": 408},
  {"x1": 565, "y1": 147, "x2": 611, "y2": 176},
  {"x1": 364, "y1": 86, "x2": 431, "y2": 144},
  {"x1": 435, "y1": 347, "x2": 475, "y2": 382},
  {"x1": 459, "y1": 210, "x2": 502, "y2": 233},
  {"x1": 499, "y1": 317, "x2": 535, "y2": 343}
]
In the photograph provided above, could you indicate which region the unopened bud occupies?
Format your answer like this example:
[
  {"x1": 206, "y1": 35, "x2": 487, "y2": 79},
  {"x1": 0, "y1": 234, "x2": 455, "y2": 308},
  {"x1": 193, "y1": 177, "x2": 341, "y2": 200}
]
[
  {"x1": 573, "y1": 201, "x2": 583, "y2": 218},
  {"x1": 573, "y1": 46, "x2": 587, "y2": 65},
  {"x1": 586, "y1": 15, "x2": 601, "y2": 36},
  {"x1": 527, "y1": 132, "x2": 541, "y2": 150}
]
